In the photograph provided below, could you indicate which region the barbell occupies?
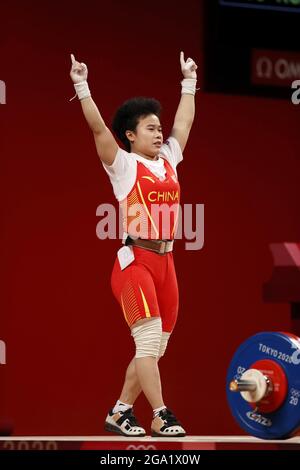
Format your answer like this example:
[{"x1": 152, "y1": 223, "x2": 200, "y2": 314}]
[{"x1": 227, "y1": 331, "x2": 300, "y2": 439}]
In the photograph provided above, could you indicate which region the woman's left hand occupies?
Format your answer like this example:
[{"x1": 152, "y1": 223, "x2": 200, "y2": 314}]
[{"x1": 180, "y1": 51, "x2": 198, "y2": 79}]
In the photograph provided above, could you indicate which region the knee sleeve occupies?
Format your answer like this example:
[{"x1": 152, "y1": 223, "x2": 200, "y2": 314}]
[
  {"x1": 131, "y1": 318, "x2": 162, "y2": 358},
  {"x1": 159, "y1": 331, "x2": 171, "y2": 358}
]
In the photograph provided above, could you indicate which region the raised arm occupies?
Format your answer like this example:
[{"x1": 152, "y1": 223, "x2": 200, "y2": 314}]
[
  {"x1": 170, "y1": 51, "x2": 198, "y2": 153},
  {"x1": 70, "y1": 54, "x2": 118, "y2": 166}
]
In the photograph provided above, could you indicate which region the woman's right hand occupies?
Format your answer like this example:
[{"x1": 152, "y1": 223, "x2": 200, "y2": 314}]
[{"x1": 70, "y1": 53, "x2": 88, "y2": 83}]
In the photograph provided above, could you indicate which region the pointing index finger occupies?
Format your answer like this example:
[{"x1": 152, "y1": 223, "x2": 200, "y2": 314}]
[
  {"x1": 180, "y1": 51, "x2": 185, "y2": 67},
  {"x1": 71, "y1": 53, "x2": 76, "y2": 64}
]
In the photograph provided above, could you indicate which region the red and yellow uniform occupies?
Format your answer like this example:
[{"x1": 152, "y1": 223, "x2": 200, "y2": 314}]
[
  {"x1": 103, "y1": 137, "x2": 183, "y2": 332},
  {"x1": 120, "y1": 158, "x2": 180, "y2": 240}
]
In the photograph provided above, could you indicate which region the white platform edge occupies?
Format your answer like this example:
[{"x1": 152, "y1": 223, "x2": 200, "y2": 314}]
[{"x1": 0, "y1": 436, "x2": 299, "y2": 444}]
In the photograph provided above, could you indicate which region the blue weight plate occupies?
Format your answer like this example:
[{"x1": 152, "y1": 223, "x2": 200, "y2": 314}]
[{"x1": 226, "y1": 332, "x2": 300, "y2": 439}]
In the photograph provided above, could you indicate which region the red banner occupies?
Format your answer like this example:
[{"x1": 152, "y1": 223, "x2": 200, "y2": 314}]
[{"x1": 252, "y1": 49, "x2": 300, "y2": 86}]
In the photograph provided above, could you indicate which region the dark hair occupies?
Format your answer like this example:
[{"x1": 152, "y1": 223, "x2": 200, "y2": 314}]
[{"x1": 112, "y1": 97, "x2": 161, "y2": 152}]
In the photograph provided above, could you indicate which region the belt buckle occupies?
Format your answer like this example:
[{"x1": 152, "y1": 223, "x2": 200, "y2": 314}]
[{"x1": 159, "y1": 241, "x2": 166, "y2": 254}]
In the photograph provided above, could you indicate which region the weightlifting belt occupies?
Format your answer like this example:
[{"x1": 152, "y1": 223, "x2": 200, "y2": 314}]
[{"x1": 126, "y1": 237, "x2": 174, "y2": 255}]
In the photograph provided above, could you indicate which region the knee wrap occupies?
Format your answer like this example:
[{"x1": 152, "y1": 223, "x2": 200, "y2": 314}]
[
  {"x1": 159, "y1": 332, "x2": 171, "y2": 358},
  {"x1": 131, "y1": 318, "x2": 162, "y2": 358}
]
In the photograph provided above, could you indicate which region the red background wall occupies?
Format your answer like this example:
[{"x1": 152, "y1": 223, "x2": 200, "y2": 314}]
[{"x1": 0, "y1": 0, "x2": 299, "y2": 436}]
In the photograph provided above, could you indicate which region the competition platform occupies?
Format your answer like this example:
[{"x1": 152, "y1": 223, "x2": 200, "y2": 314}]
[{"x1": 0, "y1": 435, "x2": 300, "y2": 451}]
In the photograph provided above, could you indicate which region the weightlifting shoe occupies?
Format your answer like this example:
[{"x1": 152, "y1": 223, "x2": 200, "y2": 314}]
[
  {"x1": 151, "y1": 407, "x2": 186, "y2": 437},
  {"x1": 104, "y1": 408, "x2": 146, "y2": 437}
]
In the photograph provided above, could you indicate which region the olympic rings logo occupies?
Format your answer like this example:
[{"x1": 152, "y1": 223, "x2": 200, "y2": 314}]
[{"x1": 126, "y1": 444, "x2": 157, "y2": 450}]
